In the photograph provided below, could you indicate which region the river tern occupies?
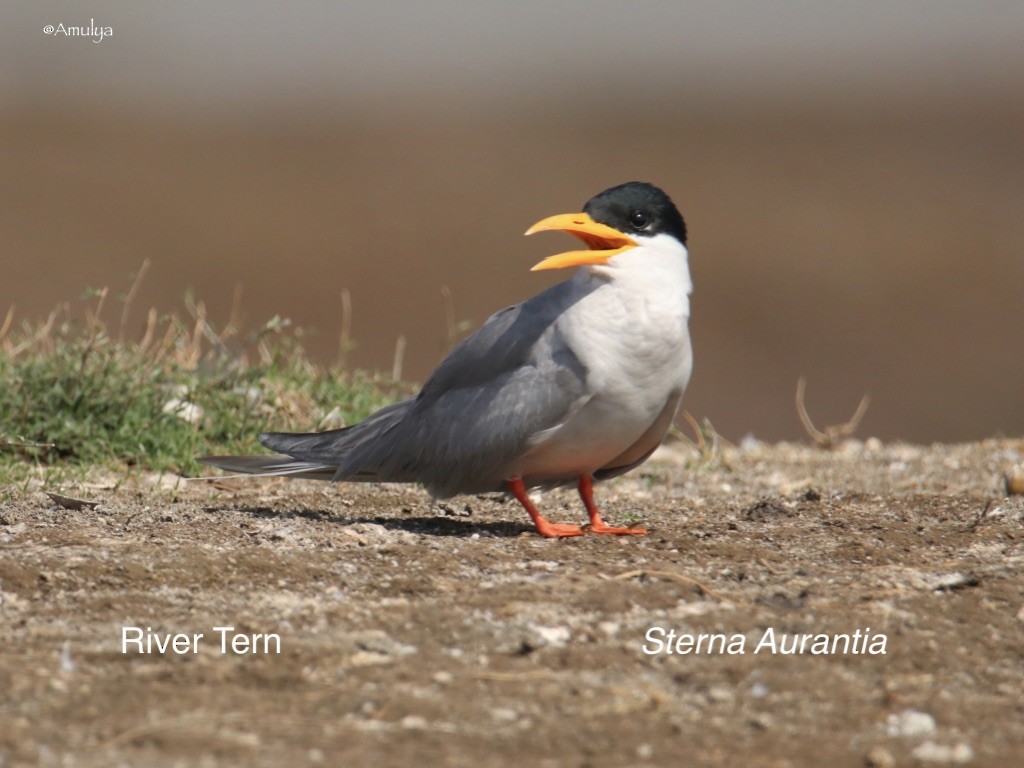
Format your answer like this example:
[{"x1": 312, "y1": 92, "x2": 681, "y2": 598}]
[{"x1": 201, "y1": 182, "x2": 692, "y2": 537}]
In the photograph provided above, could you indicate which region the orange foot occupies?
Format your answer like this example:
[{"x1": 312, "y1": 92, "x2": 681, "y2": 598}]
[
  {"x1": 508, "y1": 477, "x2": 586, "y2": 538},
  {"x1": 535, "y1": 521, "x2": 586, "y2": 539},
  {"x1": 578, "y1": 475, "x2": 648, "y2": 536}
]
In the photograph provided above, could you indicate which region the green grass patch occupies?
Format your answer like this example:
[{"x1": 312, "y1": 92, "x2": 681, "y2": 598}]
[{"x1": 0, "y1": 285, "x2": 409, "y2": 485}]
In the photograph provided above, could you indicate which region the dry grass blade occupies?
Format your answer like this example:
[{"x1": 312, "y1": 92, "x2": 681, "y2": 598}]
[
  {"x1": 392, "y1": 334, "x2": 406, "y2": 381},
  {"x1": 611, "y1": 569, "x2": 751, "y2": 608},
  {"x1": 2, "y1": 439, "x2": 55, "y2": 452},
  {"x1": 670, "y1": 411, "x2": 733, "y2": 469},
  {"x1": 187, "y1": 301, "x2": 208, "y2": 368},
  {"x1": 85, "y1": 287, "x2": 109, "y2": 333},
  {"x1": 118, "y1": 259, "x2": 151, "y2": 342},
  {"x1": 0, "y1": 305, "x2": 14, "y2": 343},
  {"x1": 226, "y1": 283, "x2": 244, "y2": 339},
  {"x1": 11, "y1": 309, "x2": 58, "y2": 356},
  {"x1": 796, "y1": 377, "x2": 870, "y2": 449},
  {"x1": 338, "y1": 288, "x2": 353, "y2": 366},
  {"x1": 679, "y1": 410, "x2": 706, "y2": 453},
  {"x1": 136, "y1": 307, "x2": 159, "y2": 357}
]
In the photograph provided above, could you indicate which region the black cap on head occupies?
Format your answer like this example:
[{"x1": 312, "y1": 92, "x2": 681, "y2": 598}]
[{"x1": 583, "y1": 182, "x2": 687, "y2": 246}]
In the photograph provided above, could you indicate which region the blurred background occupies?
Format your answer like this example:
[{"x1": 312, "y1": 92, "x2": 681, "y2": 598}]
[{"x1": 3, "y1": 1, "x2": 1022, "y2": 443}]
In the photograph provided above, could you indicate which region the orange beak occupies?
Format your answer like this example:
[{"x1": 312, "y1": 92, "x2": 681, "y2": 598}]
[{"x1": 524, "y1": 212, "x2": 637, "y2": 271}]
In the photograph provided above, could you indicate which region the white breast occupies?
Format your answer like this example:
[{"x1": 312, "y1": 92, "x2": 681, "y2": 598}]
[{"x1": 516, "y1": 235, "x2": 693, "y2": 483}]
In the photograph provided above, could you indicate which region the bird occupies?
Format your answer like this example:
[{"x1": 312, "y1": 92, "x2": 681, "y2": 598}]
[{"x1": 200, "y1": 181, "x2": 693, "y2": 538}]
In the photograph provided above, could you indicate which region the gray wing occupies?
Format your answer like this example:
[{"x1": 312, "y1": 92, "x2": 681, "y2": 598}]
[{"x1": 272, "y1": 280, "x2": 593, "y2": 496}]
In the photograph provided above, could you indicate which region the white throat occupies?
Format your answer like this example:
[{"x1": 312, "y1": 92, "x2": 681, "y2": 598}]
[{"x1": 584, "y1": 232, "x2": 692, "y2": 315}]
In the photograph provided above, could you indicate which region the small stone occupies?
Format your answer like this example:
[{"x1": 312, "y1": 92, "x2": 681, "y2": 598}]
[
  {"x1": 524, "y1": 560, "x2": 560, "y2": 571},
  {"x1": 436, "y1": 502, "x2": 470, "y2": 517},
  {"x1": 739, "y1": 435, "x2": 762, "y2": 451},
  {"x1": 233, "y1": 733, "x2": 261, "y2": 747},
  {"x1": 351, "y1": 630, "x2": 417, "y2": 657},
  {"x1": 597, "y1": 621, "x2": 621, "y2": 637},
  {"x1": 432, "y1": 671, "x2": 453, "y2": 685},
  {"x1": 357, "y1": 700, "x2": 376, "y2": 716},
  {"x1": 1005, "y1": 468, "x2": 1024, "y2": 496},
  {"x1": 162, "y1": 398, "x2": 204, "y2": 425},
  {"x1": 839, "y1": 439, "x2": 864, "y2": 457},
  {"x1": 60, "y1": 642, "x2": 74, "y2": 674},
  {"x1": 885, "y1": 709, "x2": 937, "y2": 738},
  {"x1": 348, "y1": 651, "x2": 392, "y2": 667},
  {"x1": 348, "y1": 522, "x2": 389, "y2": 539},
  {"x1": 1016, "y1": 605, "x2": 1024, "y2": 624},
  {"x1": 927, "y1": 573, "x2": 979, "y2": 592},
  {"x1": 707, "y1": 684, "x2": 734, "y2": 703},
  {"x1": 530, "y1": 625, "x2": 570, "y2": 648},
  {"x1": 865, "y1": 746, "x2": 896, "y2": 768},
  {"x1": 491, "y1": 707, "x2": 518, "y2": 723},
  {"x1": 749, "y1": 682, "x2": 769, "y2": 699},
  {"x1": 637, "y1": 744, "x2": 654, "y2": 759},
  {"x1": 911, "y1": 741, "x2": 974, "y2": 764},
  {"x1": 401, "y1": 715, "x2": 428, "y2": 730},
  {"x1": 744, "y1": 498, "x2": 790, "y2": 521}
]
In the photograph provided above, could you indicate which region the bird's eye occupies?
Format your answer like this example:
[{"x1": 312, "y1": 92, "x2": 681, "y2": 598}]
[{"x1": 629, "y1": 210, "x2": 650, "y2": 230}]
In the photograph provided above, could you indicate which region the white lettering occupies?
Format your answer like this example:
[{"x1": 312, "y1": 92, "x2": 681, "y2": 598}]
[
  {"x1": 213, "y1": 626, "x2": 282, "y2": 654},
  {"x1": 642, "y1": 626, "x2": 666, "y2": 655},
  {"x1": 122, "y1": 626, "x2": 143, "y2": 653},
  {"x1": 120, "y1": 626, "x2": 202, "y2": 654}
]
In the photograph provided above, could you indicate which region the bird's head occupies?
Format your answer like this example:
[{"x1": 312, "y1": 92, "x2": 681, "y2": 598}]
[{"x1": 525, "y1": 182, "x2": 687, "y2": 271}]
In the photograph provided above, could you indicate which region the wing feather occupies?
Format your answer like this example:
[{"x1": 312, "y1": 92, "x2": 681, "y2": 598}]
[{"x1": 334, "y1": 281, "x2": 594, "y2": 495}]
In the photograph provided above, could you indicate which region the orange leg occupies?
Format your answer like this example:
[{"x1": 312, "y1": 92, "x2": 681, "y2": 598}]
[
  {"x1": 577, "y1": 475, "x2": 648, "y2": 535},
  {"x1": 508, "y1": 478, "x2": 584, "y2": 538}
]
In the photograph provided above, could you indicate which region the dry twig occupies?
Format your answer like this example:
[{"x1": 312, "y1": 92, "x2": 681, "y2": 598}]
[{"x1": 796, "y1": 377, "x2": 869, "y2": 449}]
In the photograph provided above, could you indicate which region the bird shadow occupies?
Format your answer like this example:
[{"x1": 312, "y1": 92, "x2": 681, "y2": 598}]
[{"x1": 206, "y1": 504, "x2": 531, "y2": 538}]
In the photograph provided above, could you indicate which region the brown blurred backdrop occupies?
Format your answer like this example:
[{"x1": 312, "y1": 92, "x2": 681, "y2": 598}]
[{"x1": 2, "y1": 2, "x2": 1022, "y2": 443}]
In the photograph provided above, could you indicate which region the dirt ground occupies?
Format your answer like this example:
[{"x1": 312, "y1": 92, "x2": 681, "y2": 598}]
[{"x1": 2, "y1": 439, "x2": 1023, "y2": 767}]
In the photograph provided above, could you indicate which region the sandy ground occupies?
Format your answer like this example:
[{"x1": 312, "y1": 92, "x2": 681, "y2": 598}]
[{"x1": 2, "y1": 439, "x2": 1023, "y2": 767}]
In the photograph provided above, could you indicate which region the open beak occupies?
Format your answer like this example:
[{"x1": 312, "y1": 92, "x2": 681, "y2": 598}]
[{"x1": 525, "y1": 212, "x2": 637, "y2": 271}]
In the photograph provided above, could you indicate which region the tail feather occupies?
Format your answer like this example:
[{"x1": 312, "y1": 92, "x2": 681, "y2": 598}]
[
  {"x1": 259, "y1": 399, "x2": 414, "y2": 466},
  {"x1": 197, "y1": 454, "x2": 337, "y2": 480},
  {"x1": 202, "y1": 399, "x2": 415, "y2": 483}
]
